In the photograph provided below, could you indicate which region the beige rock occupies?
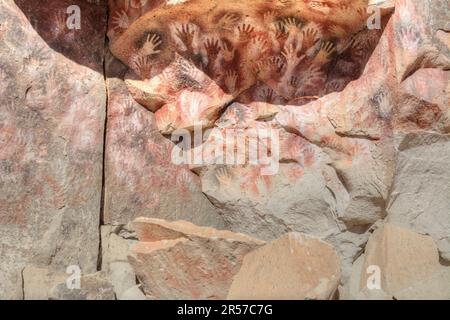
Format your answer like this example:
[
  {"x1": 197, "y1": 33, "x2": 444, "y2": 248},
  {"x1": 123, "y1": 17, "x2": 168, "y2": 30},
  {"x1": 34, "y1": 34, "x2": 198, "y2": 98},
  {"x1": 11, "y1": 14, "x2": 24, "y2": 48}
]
[
  {"x1": 341, "y1": 254, "x2": 365, "y2": 300},
  {"x1": 109, "y1": 262, "x2": 137, "y2": 300},
  {"x1": 128, "y1": 217, "x2": 265, "y2": 299},
  {"x1": 49, "y1": 272, "x2": 115, "y2": 300},
  {"x1": 227, "y1": 233, "x2": 341, "y2": 300},
  {"x1": 100, "y1": 225, "x2": 141, "y2": 300},
  {"x1": 358, "y1": 224, "x2": 450, "y2": 299},
  {"x1": 120, "y1": 285, "x2": 147, "y2": 300},
  {"x1": 387, "y1": 133, "x2": 450, "y2": 261},
  {"x1": 23, "y1": 267, "x2": 66, "y2": 300}
]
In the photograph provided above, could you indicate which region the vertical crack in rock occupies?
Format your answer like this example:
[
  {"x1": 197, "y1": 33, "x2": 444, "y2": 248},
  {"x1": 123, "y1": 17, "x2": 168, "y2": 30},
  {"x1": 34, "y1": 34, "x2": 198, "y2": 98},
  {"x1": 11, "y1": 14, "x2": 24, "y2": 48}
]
[{"x1": 97, "y1": 1, "x2": 110, "y2": 272}]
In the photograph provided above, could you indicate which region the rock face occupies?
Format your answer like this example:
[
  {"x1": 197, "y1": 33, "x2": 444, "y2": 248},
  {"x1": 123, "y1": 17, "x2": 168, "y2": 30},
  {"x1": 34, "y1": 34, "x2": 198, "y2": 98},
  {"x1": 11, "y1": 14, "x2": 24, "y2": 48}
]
[
  {"x1": 349, "y1": 224, "x2": 450, "y2": 300},
  {"x1": 108, "y1": 0, "x2": 379, "y2": 133},
  {"x1": 100, "y1": 224, "x2": 144, "y2": 300},
  {"x1": 0, "y1": 0, "x2": 450, "y2": 300},
  {"x1": 103, "y1": 0, "x2": 450, "y2": 282},
  {"x1": 386, "y1": 133, "x2": 450, "y2": 261},
  {"x1": 227, "y1": 233, "x2": 341, "y2": 300},
  {"x1": 22, "y1": 267, "x2": 67, "y2": 300},
  {"x1": 0, "y1": 0, "x2": 106, "y2": 299},
  {"x1": 128, "y1": 217, "x2": 265, "y2": 299},
  {"x1": 103, "y1": 51, "x2": 224, "y2": 228},
  {"x1": 50, "y1": 272, "x2": 116, "y2": 300}
]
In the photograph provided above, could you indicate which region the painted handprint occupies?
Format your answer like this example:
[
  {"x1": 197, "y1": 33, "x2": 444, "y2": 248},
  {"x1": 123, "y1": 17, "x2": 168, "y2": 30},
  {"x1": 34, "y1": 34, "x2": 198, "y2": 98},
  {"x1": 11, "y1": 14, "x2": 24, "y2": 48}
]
[
  {"x1": 329, "y1": 24, "x2": 347, "y2": 39},
  {"x1": 215, "y1": 167, "x2": 233, "y2": 186},
  {"x1": 399, "y1": 25, "x2": 421, "y2": 51},
  {"x1": 263, "y1": 10, "x2": 277, "y2": 24},
  {"x1": 204, "y1": 38, "x2": 221, "y2": 59},
  {"x1": 246, "y1": 36, "x2": 269, "y2": 61},
  {"x1": 112, "y1": 10, "x2": 129, "y2": 31},
  {"x1": 54, "y1": 11, "x2": 67, "y2": 36},
  {"x1": 301, "y1": 25, "x2": 320, "y2": 51},
  {"x1": 220, "y1": 40, "x2": 236, "y2": 62},
  {"x1": 237, "y1": 23, "x2": 255, "y2": 42},
  {"x1": 130, "y1": 54, "x2": 153, "y2": 79},
  {"x1": 224, "y1": 70, "x2": 239, "y2": 94},
  {"x1": 282, "y1": 44, "x2": 304, "y2": 68},
  {"x1": 312, "y1": 41, "x2": 335, "y2": 65},
  {"x1": 175, "y1": 23, "x2": 197, "y2": 52},
  {"x1": 218, "y1": 12, "x2": 241, "y2": 31},
  {"x1": 140, "y1": 33, "x2": 162, "y2": 56},
  {"x1": 281, "y1": 17, "x2": 302, "y2": 34}
]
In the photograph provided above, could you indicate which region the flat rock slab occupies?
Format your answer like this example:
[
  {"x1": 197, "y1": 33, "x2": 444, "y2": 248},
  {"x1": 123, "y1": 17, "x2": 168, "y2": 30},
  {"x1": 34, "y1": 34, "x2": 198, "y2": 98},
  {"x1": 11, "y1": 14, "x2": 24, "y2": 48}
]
[
  {"x1": 357, "y1": 224, "x2": 450, "y2": 299},
  {"x1": 129, "y1": 217, "x2": 264, "y2": 299},
  {"x1": 227, "y1": 233, "x2": 341, "y2": 300}
]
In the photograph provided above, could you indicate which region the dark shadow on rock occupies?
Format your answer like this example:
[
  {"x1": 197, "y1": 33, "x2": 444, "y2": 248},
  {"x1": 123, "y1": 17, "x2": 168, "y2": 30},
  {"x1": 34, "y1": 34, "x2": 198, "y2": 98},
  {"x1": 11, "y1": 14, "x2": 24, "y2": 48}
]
[{"x1": 14, "y1": 0, "x2": 108, "y2": 73}]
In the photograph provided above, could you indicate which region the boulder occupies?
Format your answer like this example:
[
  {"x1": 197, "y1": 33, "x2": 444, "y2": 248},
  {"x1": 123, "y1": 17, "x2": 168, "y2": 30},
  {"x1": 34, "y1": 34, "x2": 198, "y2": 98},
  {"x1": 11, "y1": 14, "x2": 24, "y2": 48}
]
[
  {"x1": 23, "y1": 267, "x2": 67, "y2": 300},
  {"x1": 227, "y1": 233, "x2": 341, "y2": 300},
  {"x1": 128, "y1": 217, "x2": 265, "y2": 299},
  {"x1": 120, "y1": 285, "x2": 147, "y2": 300},
  {"x1": 356, "y1": 224, "x2": 450, "y2": 299},
  {"x1": 387, "y1": 133, "x2": 450, "y2": 261}
]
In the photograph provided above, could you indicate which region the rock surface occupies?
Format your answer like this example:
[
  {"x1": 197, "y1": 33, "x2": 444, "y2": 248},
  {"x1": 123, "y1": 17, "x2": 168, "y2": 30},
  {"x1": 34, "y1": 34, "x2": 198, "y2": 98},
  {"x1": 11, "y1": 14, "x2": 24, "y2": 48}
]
[
  {"x1": 128, "y1": 217, "x2": 265, "y2": 299},
  {"x1": 0, "y1": 0, "x2": 106, "y2": 299},
  {"x1": 23, "y1": 267, "x2": 67, "y2": 300},
  {"x1": 227, "y1": 233, "x2": 341, "y2": 300},
  {"x1": 100, "y1": 224, "x2": 140, "y2": 300},
  {"x1": 0, "y1": 0, "x2": 449, "y2": 300},
  {"x1": 50, "y1": 272, "x2": 116, "y2": 300},
  {"x1": 353, "y1": 224, "x2": 450, "y2": 299},
  {"x1": 386, "y1": 133, "x2": 450, "y2": 261},
  {"x1": 108, "y1": 0, "x2": 379, "y2": 133},
  {"x1": 104, "y1": 51, "x2": 224, "y2": 228}
]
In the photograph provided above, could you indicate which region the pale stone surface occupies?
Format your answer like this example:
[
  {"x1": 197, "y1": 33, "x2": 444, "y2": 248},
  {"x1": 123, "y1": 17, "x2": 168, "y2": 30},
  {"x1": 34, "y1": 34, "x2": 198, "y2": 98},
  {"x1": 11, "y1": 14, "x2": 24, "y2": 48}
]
[
  {"x1": 387, "y1": 133, "x2": 450, "y2": 261},
  {"x1": 0, "y1": 0, "x2": 106, "y2": 299},
  {"x1": 120, "y1": 285, "x2": 147, "y2": 300},
  {"x1": 227, "y1": 233, "x2": 341, "y2": 300},
  {"x1": 356, "y1": 224, "x2": 450, "y2": 299},
  {"x1": 50, "y1": 272, "x2": 115, "y2": 300},
  {"x1": 128, "y1": 217, "x2": 264, "y2": 299},
  {"x1": 23, "y1": 267, "x2": 67, "y2": 300},
  {"x1": 100, "y1": 225, "x2": 139, "y2": 300},
  {"x1": 341, "y1": 254, "x2": 364, "y2": 300},
  {"x1": 107, "y1": 0, "x2": 449, "y2": 299}
]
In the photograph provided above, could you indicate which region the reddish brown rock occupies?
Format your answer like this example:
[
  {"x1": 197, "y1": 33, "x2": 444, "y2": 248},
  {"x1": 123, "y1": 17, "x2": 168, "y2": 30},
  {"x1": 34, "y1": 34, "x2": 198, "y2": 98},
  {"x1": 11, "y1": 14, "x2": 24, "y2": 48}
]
[
  {"x1": 108, "y1": 0, "x2": 377, "y2": 133},
  {"x1": 128, "y1": 217, "x2": 265, "y2": 299},
  {"x1": 227, "y1": 233, "x2": 341, "y2": 300}
]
